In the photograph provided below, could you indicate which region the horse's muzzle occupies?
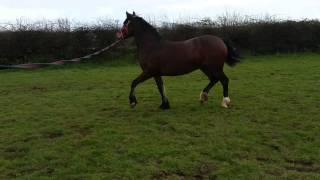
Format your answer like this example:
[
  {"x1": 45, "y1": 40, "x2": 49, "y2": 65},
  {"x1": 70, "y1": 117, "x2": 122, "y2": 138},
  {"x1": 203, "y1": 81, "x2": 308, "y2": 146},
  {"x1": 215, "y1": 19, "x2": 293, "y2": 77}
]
[
  {"x1": 116, "y1": 25, "x2": 129, "y2": 39},
  {"x1": 116, "y1": 31, "x2": 124, "y2": 39}
]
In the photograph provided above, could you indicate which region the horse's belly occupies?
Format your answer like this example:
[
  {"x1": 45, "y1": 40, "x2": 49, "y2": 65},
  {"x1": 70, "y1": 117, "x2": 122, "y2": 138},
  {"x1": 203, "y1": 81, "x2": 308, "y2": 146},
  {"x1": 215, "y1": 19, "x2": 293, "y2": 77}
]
[{"x1": 160, "y1": 62, "x2": 199, "y2": 76}]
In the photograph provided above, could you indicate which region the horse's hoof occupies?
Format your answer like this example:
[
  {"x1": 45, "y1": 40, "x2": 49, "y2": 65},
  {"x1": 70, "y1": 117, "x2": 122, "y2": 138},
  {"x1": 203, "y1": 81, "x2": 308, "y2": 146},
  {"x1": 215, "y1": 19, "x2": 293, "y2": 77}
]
[
  {"x1": 200, "y1": 92, "x2": 209, "y2": 104},
  {"x1": 129, "y1": 96, "x2": 137, "y2": 108},
  {"x1": 159, "y1": 102, "x2": 170, "y2": 110},
  {"x1": 130, "y1": 102, "x2": 137, "y2": 108},
  {"x1": 221, "y1": 97, "x2": 231, "y2": 108}
]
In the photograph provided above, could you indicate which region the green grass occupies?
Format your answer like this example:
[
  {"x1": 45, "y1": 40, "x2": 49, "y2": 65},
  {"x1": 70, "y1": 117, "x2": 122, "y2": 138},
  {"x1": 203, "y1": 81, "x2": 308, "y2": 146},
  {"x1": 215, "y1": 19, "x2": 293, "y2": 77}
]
[{"x1": 1, "y1": 53, "x2": 320, "y2": 179}]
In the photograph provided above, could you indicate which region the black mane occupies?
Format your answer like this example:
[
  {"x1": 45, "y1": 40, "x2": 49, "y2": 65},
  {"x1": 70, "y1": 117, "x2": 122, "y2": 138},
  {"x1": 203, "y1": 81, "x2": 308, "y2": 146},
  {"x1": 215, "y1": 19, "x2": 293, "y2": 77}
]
[{"x1": 134, "y1": 17, "x2": 161, "y2": 40}]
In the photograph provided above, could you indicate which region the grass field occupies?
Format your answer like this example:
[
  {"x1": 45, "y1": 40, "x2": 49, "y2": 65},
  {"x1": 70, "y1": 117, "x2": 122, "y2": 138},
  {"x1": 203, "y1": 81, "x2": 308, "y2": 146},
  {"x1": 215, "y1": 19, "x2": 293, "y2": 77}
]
[{"x1": 0, "y1": 53, "x2": 320, "y2": 179}]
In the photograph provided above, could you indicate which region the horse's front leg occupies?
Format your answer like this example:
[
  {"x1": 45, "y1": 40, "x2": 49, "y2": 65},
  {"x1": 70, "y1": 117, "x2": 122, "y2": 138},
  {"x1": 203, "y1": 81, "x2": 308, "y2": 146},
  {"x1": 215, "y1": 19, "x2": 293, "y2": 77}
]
[{"x1": 129, "y1": 72, "x2": 151, "y2": 108}]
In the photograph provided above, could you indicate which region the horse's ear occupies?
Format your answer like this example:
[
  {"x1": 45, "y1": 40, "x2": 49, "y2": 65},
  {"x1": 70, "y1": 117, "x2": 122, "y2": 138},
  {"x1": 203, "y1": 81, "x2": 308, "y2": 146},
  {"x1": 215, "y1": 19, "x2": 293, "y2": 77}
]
[
  {"x1": 126, "y1": 11, "x2": 131, "y2": 18},
  {"x1": 133, "y1": 11, "x2": 136, "y2": 16}
]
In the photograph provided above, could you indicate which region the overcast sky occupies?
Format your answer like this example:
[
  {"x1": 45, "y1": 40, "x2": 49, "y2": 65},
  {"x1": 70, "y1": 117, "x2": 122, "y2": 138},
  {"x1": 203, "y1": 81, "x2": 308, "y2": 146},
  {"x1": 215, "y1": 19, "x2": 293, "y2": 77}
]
[{"x1": 0, "y1": 0, "x2": 319, "y2": 22}]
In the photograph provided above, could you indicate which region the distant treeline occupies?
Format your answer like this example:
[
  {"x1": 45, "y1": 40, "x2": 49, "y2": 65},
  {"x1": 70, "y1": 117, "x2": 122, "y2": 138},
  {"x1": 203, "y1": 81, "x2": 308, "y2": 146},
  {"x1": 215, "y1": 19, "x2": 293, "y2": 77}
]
[{"x1": 1, "y1": 14, "x2": 320, "y2": 64}]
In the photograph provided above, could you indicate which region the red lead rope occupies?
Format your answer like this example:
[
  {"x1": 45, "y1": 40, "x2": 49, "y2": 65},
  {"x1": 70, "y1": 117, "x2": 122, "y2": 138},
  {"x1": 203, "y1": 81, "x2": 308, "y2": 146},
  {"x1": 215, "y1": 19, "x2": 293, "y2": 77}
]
[{"x1": 0, "y1": 39, "x2": 121, "y2": 70}]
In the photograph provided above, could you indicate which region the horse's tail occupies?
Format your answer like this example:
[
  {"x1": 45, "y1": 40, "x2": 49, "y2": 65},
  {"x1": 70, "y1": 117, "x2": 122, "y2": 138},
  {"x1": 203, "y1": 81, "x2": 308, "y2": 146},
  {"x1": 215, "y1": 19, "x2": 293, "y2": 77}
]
[{"x1": 224, "y1": 40, "x2": 241, "y2": 67}]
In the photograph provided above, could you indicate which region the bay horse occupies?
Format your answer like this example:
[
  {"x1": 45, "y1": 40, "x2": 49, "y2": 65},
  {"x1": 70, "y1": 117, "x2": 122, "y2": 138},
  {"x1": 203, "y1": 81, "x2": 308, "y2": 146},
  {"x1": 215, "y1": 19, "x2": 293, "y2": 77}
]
[{"x1": 117, "y1": 12, "x2": 240, "y2": 109}]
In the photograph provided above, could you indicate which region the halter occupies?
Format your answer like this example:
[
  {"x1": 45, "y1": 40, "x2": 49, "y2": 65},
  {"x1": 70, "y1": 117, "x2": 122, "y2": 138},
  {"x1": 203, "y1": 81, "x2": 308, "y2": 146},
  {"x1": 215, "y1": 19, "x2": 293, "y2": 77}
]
[{"x1": 117, "y1": 21, "x2": 130, "y2": 39}]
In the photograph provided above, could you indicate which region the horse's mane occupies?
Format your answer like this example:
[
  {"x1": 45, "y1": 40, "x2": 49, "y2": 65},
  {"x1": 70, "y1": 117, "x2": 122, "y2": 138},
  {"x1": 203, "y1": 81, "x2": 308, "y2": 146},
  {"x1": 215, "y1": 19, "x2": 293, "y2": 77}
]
[{"x1": 134, "y1": 17, "x2": 161, "y2": 40}]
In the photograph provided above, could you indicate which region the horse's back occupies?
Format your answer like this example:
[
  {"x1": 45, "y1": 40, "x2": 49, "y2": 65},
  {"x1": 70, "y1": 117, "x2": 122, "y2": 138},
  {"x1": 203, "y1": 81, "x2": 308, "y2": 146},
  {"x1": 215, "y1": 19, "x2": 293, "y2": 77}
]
[
  {"x1": 163, "y1": 35, "x2": 226, "y2": 58},
  {"x1": 183, "y1": 35, "x2": 228, "y2": 66},
  {"x1": 148, "y1": 35, "x2": 228, "y2": 76},
  {"x1": 189, "y1": 35, "x2": 227, "y2": 57}
]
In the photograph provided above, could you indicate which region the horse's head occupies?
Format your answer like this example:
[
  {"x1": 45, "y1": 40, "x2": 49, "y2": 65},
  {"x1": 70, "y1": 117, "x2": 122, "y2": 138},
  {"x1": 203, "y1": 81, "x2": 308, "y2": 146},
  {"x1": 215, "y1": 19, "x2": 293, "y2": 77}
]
[{"x1": 116, "y1": 11, "x2": 137, "y2": 39}]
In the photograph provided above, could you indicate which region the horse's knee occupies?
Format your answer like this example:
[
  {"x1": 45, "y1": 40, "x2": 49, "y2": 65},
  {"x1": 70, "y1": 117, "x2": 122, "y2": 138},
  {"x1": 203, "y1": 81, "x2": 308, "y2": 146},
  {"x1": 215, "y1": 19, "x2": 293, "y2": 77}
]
[{"x1": 131, "y1": 80, "x2": 138, "y2": 88}]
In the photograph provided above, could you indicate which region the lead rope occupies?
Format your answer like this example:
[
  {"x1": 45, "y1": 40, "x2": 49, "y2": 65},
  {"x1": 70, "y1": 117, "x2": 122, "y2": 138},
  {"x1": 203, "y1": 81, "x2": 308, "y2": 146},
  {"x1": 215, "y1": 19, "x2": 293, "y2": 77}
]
[{"x1": 0, "y1": 39, "x2": 122, "y2": 70}]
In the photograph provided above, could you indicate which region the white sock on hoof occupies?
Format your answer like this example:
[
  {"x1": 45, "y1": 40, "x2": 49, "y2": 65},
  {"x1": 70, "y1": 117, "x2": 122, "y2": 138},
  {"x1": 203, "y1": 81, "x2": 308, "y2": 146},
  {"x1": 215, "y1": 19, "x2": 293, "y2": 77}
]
[
  {"x1": 200, "y1": 92, "x2": 209, "y2": 103},
  {"x1": 130, "y1": 102, "x2": 136, "y2": 108},
  {"x1": 221, "y1": 97, "x2": 231, "y2": 108}
]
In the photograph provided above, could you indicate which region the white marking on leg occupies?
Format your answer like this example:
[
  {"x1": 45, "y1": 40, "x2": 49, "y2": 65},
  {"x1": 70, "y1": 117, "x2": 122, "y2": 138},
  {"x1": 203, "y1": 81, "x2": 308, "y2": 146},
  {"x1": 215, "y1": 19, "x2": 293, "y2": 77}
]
[
  {"x1": 200, "y1": 91, "x2": 208, "y2": 103},
  {"x1": 221, "y1": 97, "x2": 231, "y2": 108}
]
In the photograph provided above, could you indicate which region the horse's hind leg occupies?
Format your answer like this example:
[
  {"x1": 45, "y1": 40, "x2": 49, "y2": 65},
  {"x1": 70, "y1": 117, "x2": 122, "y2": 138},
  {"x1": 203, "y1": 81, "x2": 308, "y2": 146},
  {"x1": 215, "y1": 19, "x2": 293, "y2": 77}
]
[
  {"x1": 154, "y1": 76, "x2": 170, "y2": 109},
  {"x1": 200, "y1": 68, "x2": 219, "y2": 104},
  {"x1": 219, "y1": 72, "x2": 231, "y2": 108}
]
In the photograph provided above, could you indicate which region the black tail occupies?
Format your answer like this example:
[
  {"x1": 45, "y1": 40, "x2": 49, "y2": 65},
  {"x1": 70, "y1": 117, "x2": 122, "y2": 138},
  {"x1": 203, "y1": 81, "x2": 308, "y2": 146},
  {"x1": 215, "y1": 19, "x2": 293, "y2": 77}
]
[{"x1": 224, "y1": 40, "x2": 241, "y2": 67}]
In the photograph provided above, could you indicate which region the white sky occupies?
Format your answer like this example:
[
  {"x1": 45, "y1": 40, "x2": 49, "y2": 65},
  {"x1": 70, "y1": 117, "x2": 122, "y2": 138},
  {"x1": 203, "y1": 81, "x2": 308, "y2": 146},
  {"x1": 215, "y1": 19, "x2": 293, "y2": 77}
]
[{"x1": 0, "y1": 0, "x2": 319, "y2": 22}]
